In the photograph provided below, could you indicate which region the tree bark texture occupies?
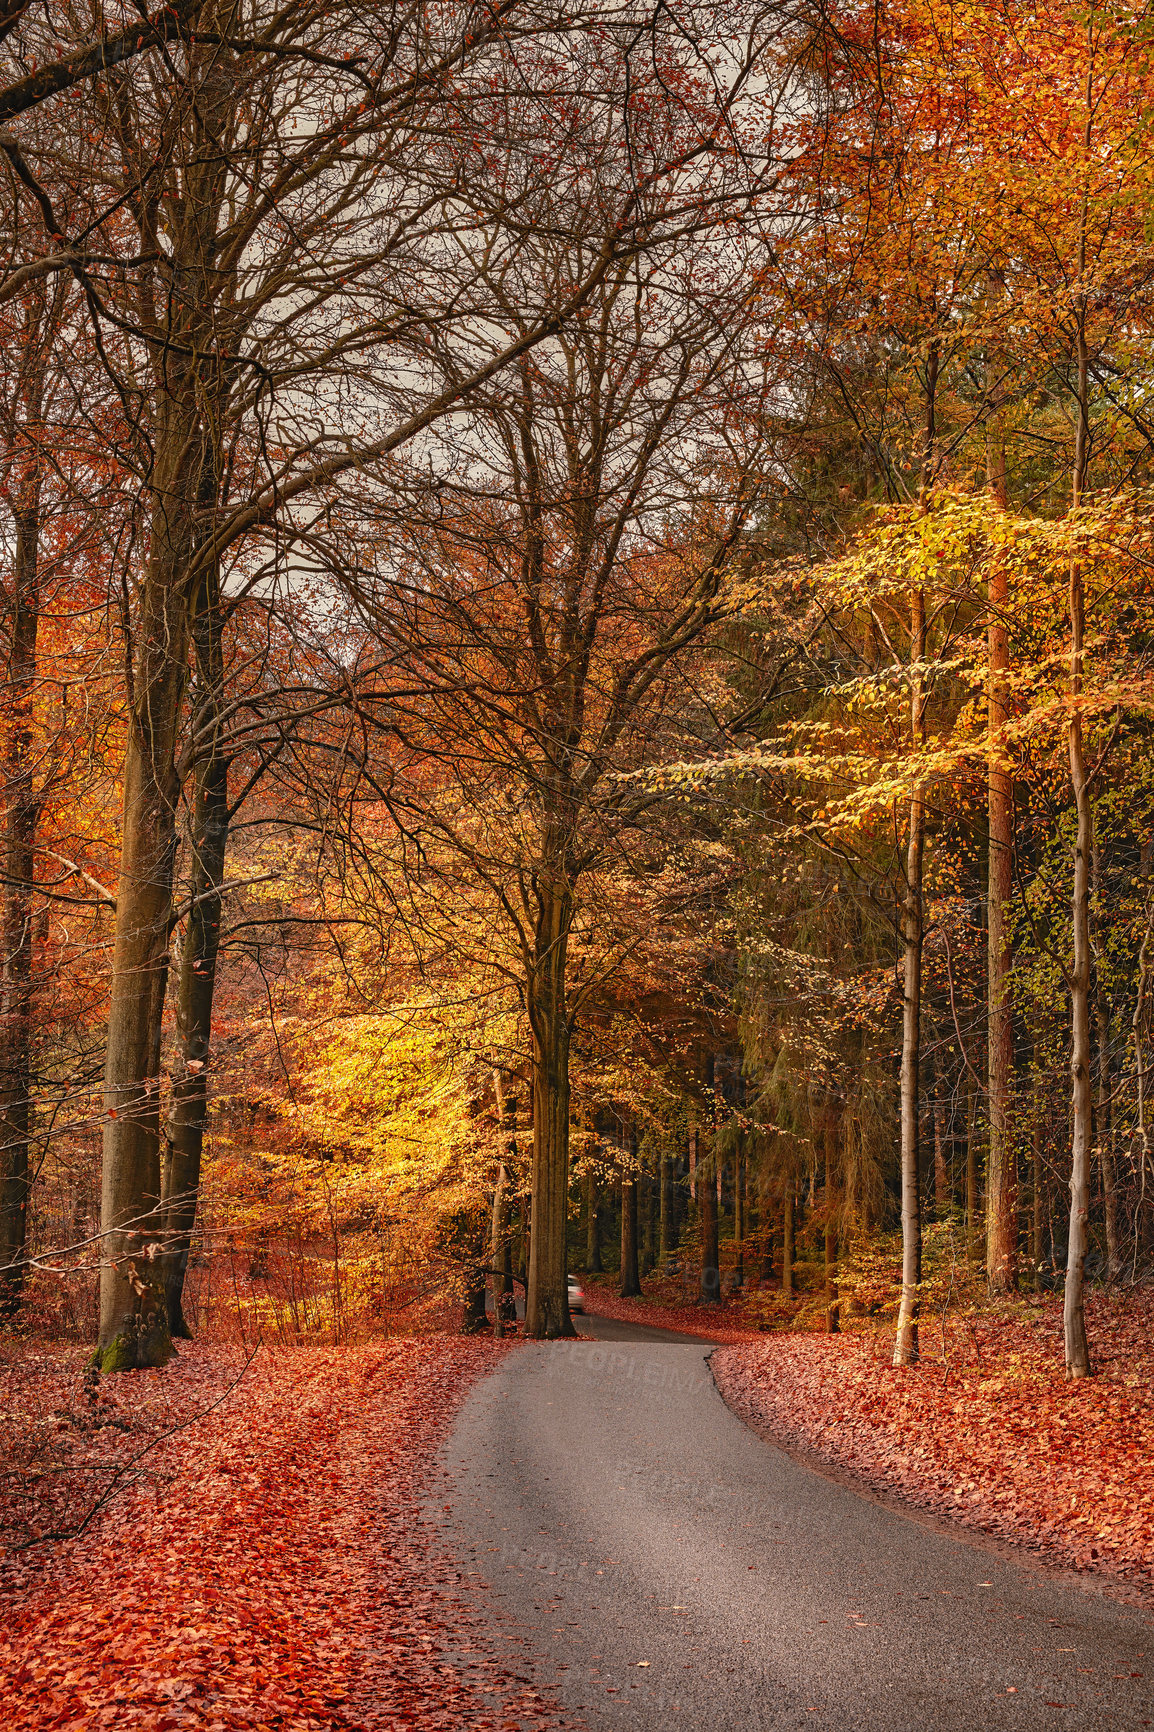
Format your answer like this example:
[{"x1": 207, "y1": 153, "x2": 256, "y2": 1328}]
[
  {"x1": 98, "y1": 641, "x2": 185, "y2": 1371},
  {"x1": 162, "y1": 563, "x2": 227, "y2": 1338},
  {"x1": 525, "y1": 879, "x2": 575, "y2": 1338}
]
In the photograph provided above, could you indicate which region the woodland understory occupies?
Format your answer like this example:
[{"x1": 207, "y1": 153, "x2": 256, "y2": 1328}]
[{"x1": 3, "y1": 0, "x2": 1154, "y2": 1717}]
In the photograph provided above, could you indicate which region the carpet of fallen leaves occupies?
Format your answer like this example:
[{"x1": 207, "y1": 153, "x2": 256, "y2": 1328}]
[
  {"x1": 712, "y1": 1288, "x2": 1154, "y2": 1604},
  {"x1": 0, "y1": 1336, "x2": 559, "y2": 1731}
]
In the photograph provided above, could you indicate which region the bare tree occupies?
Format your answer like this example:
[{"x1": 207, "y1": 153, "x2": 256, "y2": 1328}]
[{"x1": 327, "y1": 16, "x2": 801, "y2": 1330}]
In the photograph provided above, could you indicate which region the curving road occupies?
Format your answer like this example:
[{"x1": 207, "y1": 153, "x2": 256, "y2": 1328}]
[{"x1": 432, "y1": 1312, "x2": 1154, "y2": 1731}]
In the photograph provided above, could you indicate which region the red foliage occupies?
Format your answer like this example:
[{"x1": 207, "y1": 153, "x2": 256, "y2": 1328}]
[
  {"x1": 0, "y1": 1338, "x2": 558, "y2": 1730},
  {"x1": 712, "y1": 1291, "x2": 1154, "y2": 1603}
]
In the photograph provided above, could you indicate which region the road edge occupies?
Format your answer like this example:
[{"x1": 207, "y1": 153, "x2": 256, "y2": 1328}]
[{"x1": 705, "y1": 1345, "x2": 1154, "y2": 1619}]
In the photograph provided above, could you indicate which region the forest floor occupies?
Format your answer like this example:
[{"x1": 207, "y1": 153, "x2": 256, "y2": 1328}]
[
  {"x1": 582, "y1": 1276, "x2": 1154, "y2": 1606},
  {"x1": 0, "y1": 1335, "x2": 560, "y2": 1731},
  {"x1": 2, "y1": 1287, "x2": 1150, "y2": 1730}
]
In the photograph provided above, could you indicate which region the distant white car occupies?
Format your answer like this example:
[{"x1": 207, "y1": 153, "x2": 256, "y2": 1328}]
[{"x1": 567, "y1": 1279, "x2": 586, "y2": 1314}]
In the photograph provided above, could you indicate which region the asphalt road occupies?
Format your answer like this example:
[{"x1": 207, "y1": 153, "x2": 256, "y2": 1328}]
[{"x1": 434, "y1": 1311, "x2": 1154, "y2": 1731}]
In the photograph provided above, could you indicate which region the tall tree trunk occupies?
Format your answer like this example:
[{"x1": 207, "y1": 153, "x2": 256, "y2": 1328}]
[
  {"x1": 516, "y1": 1209, "x2": 528, "y2": 1288},
  {"x1": 1132, "y1": 897, "x2": 1154, "y2": 1278},
  {"x1": 824, "y1": 1128, "x2": 840, "y2": 1331},
  {"x1": 894, "y1": 583, "x2": 927, "y2": 1367},
  {"x1": 700, "y1": 1059, "x2": 720, "y2": 1303},
  {"x1": 699, "y1": 1160, "x2": 720, "y2": 1303},
  {"x1": 894, "y1": 343, "x2": 937, "y2": 1366},
  {"x1": 1031, "y1": 1118, "x2": 1045, "y2": 1289},
  {"x1": 658, "y1": 1148, "x2": 671, "y2": 1266},
  {"x1": 781, "y1": 1185, "x2": 794, "y2": 1297},
  {"x1": 758, "y1": 1210, "x2": 773, "y2": 1282},
  {"x1": 0, "y1": 487, "x2": 40, "y2": 1313},
  {"x1": 933, "y1": 1090, "x2": 948, "y2": 1209},
  {"x1": 491, "y1": 1154, "x2": 509, "y2": 1338},
  {"x1": 642, "y1": 1167, "x2": 657, "y2": 1274},
  {"x1": 825, "y1": 1217, "x2": 839, "y2": 1333},
  {"x1": 733, "y1": 1139, "x2": 745, "y2": 1288},
  {"x1": 585, "y1": 1164, "x2": 602, "y2": 1272},
  {"x1": 986, "y1": 312, "x2": 1018, "y2": 1294},
  {"x1": 1091, "y1": 829, "x2": 1120, "y2": 1282},
  {"x1": 461, "y1": 1207, "x2": 488, "y2": 1333},
  {"x1": 620, "y1": 1127, "x2": 641, "y2": 1298},
  {"x1": 162, "y1": 562, "x2": 226, "y2": 1339},
  {"x1": 97, "y1": 29, "x2": 234, "y2": 1371},
  {"x1": 501, "y1": 1216, "x2": 515, "y2": 1311},
  {"x1": 965, "y1": 1081, "x2": 980, "y2": 1259},
  {"x1": 97, "y1": 550, "x2": 190, "y2": 1370},
  {"x1": 525, "y1": 878, "x2": 575, "y2": 1339},
  {"x1": 1064, "y1": 290, "x2": 1094, "y2": 1377}
]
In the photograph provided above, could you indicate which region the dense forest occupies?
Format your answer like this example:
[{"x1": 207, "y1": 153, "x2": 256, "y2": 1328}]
[{"x1": 1, "y1": 0, "x2": 1152, "y2": 1395}]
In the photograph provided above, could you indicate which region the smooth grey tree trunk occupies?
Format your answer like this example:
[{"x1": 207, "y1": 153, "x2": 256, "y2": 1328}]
[
  {"x1": 1064, "y1": 315, "x2": 1093, "y2": 1379},
  {"x1": 894, "y1": 345, "x2": 937, "y2": 1367},
  {"x1": 893, "y1": 582, "x2": 926, "y2": 1367}
]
